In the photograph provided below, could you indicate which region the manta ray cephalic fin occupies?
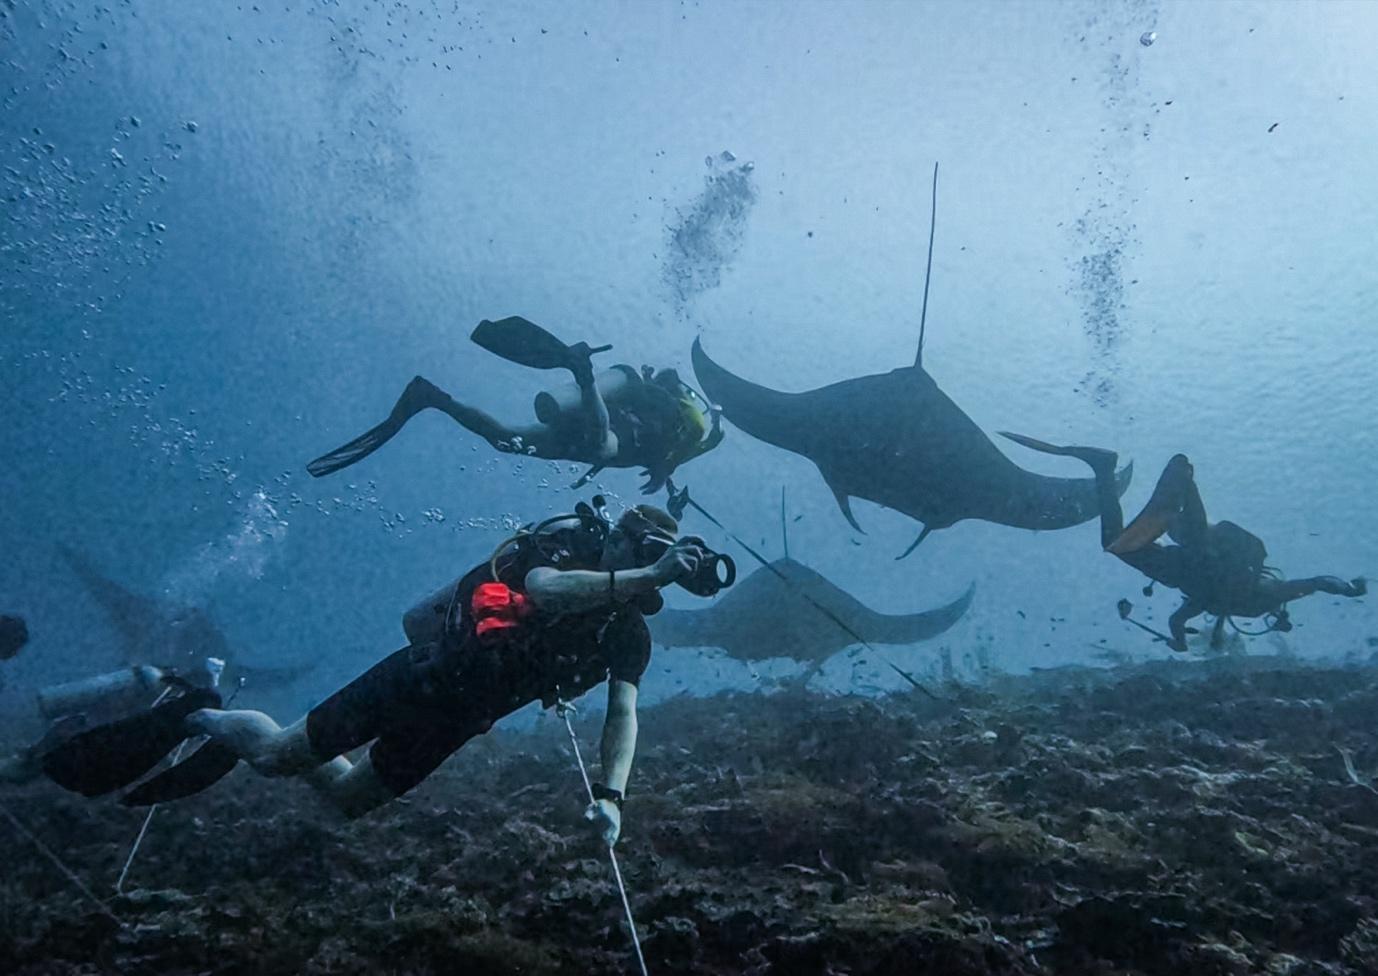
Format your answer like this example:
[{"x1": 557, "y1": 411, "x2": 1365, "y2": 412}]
[
  {"x1": 825, "y1": 476, "x2": 865, "y2": 534},
  {"x1": 895, "y1": 525, "x2": 933, "y2": 560}
]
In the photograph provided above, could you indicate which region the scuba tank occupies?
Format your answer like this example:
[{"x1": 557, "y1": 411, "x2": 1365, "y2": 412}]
[
  {"x1": 37, "y1": 665, "x2": 167, "y2": 720},
  {"x1": 533, "y1": 366, "x2": 639, "y2": 425},
  {"x1": 399, "y1": 497, "x2": 735, "y2": 645},
  {"x1": 401, "y1": 500, "x2": 614, "y2": 646},
  {"x1": 402, "y1": 578, "x2": 465, "y2": 646}
]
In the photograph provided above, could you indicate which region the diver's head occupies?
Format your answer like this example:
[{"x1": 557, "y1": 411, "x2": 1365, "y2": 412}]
[
  {"x1": 601, "y1": 505, "x2": 679, "y2": 571},
  {"x1": 0, "y1": 614, "x2": 29, "y2": 661}
]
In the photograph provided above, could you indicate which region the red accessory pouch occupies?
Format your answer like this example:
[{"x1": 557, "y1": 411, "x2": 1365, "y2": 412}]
[{"x1": 472, "y1": 582, "x2": 531, "y2": 640}]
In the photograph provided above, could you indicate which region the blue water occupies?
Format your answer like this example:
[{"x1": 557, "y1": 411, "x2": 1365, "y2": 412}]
[{"x1": 3, "y1": 0, "x2": 1376, "y2": 721}]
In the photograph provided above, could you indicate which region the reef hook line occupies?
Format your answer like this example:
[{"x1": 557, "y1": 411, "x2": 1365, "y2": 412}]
[
  {"x1": 0, "y1": 798, "x2": 122, "y2": 925},
  {"x1": 667, "y1": 481, "x2": 945, "y2": 702},
  {"x1": 556, "y1": 699, "x2": 649, "y2": 976},
  {"x1": 115, "y1": 661, "x2": 237, "y2": 893}
]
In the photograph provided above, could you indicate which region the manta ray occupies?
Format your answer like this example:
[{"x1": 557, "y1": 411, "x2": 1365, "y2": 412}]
[
  {"x1": 59, "y1": 545, "x2": 314, "y2": 691},
  {"x1": 691, "y1": 163, "x2": 1132, "y2": 558},
  {"x1": 651, "y1": 556, "x2": 973, "y2": 667},
  {"x1": 693, "y1": 339, "x2": 1132, "y2": 557}
]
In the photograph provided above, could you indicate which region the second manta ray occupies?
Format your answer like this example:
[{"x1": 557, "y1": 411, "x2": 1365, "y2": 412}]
[
  {"x1": 690, "y1": 165, "x2": 1130, "y2": 556},
  {"x1": 651, "y1": 557, "x2": 973, "y2": 670},
  {"x1": 58, "y1": 545, "x2": 314, "y2": 693}
]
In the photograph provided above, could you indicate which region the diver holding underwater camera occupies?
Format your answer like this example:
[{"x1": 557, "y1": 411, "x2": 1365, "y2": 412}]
[{"x1": 35, "y1": 498, "x2": 733, "y2": 846}]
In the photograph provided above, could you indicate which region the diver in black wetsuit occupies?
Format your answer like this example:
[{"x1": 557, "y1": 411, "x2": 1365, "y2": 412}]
[
  {"x1": 1001, "y1": 434, "x2": 1366, "y2": 651},
  {"x1": 307, "y1": 316, "x2": 722, "y2": 494},
  {"x1": 34, "y1": 505, "x2": 723, "y2": 847}
]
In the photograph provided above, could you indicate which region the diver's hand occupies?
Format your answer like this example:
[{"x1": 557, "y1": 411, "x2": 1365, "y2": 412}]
[
  {"x1": 639, "y1": 466, "x2": 670, "y2": 495},
  {"x1": 585, "y1": 798, "x2": 622, "y2": 846},
  {"x1": 651, "y1": 539, "x2": 703, "y2": 586}
]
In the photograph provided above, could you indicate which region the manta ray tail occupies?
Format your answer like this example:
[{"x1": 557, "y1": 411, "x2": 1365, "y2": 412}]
[
  {"x1": 997, "y1": 432, "x2": 1119, "y2": 475},
  {"x1": 825, "y1": 478, "x2": 865, "y2": 534}
]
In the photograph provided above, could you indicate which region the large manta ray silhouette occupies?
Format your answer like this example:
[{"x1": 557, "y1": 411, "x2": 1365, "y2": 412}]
[
  {"x1": 691, "y1": 162, "x2": 1132, "y2": 558},
  {"x1": 691, "y1": 343, "x2": 1132, "y2": 557},
  {"x1": 59, "y1": 545, "x2": 314, "y2": 691},
  {"x1": 651, "y1": 556, "x2": 973, "y2": 668}
]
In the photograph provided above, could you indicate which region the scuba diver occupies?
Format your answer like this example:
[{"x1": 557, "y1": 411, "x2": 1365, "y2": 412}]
[
  {"x1": 307, "y1": 316, "x2": 724, "y2": 495},
  {"x1": 1000, "y1": 434, "x2": 1366, "y2": 651},
  {"x1": 34, "y1": 503, "x2": 733, "y2": 846}
]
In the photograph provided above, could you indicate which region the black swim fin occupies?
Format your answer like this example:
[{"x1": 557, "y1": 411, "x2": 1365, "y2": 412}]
[
  {"x1": 120, "y1": 739, "x2": 239, "y2": 806},
  {"x1": 40, "y1": 687, "x2": 221, "y2": 798},
  {"x1": 471, "y1": 317, "x2": 610, "y2": 371}
]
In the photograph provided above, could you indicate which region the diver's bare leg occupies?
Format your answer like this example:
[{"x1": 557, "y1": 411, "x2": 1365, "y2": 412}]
[
  {"x1": 429, "y1": 399, "x2": 568, "y2": 458},
  {"x1": 1109, "y1": 455, "x2": 1199, "y2": 554},
  {"x1": 1210, "y1": 614, "x2": 1227, "y2": 649},
  {"x1": 187, "y1": 711, "x2": 325, "y2": 775},
  {"x1": 1086, "y1": 454, "x2": 1126, "y2": 549},
  {"x1": 186, "y1": 710, "x2": 391, "y2": 816},
  {"x1": 563, "y1": 350, "x2": 619, "y2": 462},
  {"x1": 1026, "y1": 446, "x2": 1195, "y2": 587},
  {"x1": 315, "y1": 751, "x2": 398, "y2": 818},
  {"x1": 1258, "y1": 576, "x2": 1367, "y2": 604},
  {"x1": 308, "y1": 376, "x2": 548, "y2": 477},
  {"x1": 1166, "y1": 464, "x2": 1208, "y2": 548},
  {"x1": 1168, "y1": 598, "x2": 1205, "y2": 652}
]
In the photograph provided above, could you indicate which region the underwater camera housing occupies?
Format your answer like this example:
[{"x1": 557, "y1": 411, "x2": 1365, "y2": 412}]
[
  {"x1": 558, "y1": 495, "x2": 737, "y2": 597},
  {"x1": 638, "y1": 532, "x2": 736, "y2": 597}
]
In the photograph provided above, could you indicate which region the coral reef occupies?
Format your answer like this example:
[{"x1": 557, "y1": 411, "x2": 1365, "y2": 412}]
[{"x1": 5, "y1": 655, "x2": 1378, "y2": 974}]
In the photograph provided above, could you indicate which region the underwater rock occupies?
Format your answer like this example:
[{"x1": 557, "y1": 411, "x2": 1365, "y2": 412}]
[{"x1": 6, "y1": 656, "x2": 1378, "y2": 974}]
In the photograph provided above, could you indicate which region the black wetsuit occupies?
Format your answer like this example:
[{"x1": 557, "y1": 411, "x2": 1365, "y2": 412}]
[{"x1": 305, "y1": 547, "x2": 654, "y2": 797}]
